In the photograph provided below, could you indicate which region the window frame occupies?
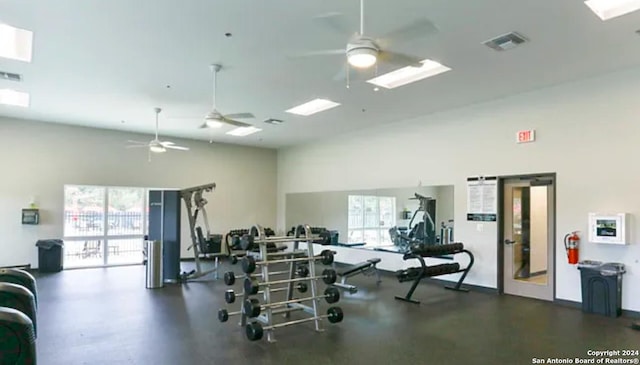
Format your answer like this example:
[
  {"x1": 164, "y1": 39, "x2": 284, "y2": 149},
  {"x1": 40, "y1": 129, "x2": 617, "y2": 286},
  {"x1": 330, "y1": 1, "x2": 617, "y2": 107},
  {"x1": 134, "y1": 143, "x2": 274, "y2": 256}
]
[
  {"x1": 347, "y1": 194, "x2": 396, "y2": 247},
  {"x1": 63, "y1": 184, "x2": 150, "y2": 267}
]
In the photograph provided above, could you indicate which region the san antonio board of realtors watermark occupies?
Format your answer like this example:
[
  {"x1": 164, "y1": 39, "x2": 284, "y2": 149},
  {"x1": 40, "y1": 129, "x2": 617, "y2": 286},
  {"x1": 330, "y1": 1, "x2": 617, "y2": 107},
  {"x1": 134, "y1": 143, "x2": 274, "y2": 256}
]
[{"x1": 532, "y1": 350, "x2": 639, "y2": 364}]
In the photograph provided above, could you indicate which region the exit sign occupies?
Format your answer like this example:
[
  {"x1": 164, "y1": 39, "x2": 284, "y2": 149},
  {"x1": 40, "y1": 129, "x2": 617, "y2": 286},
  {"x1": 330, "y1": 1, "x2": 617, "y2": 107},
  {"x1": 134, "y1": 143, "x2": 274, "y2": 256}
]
[{"x1": 516, "y1": 130, "x2": 535, "y2": 143}]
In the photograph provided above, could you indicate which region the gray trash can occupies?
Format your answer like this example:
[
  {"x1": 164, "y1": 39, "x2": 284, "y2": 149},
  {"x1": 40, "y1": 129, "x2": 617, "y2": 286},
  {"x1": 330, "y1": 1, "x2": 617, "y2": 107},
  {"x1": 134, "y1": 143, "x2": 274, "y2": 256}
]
[
  {"x1": 145, "y1": 240, "x2": 164, "y2": 289},
  {"x1": 35, "y1": 239, "x2": 64, "y2": 273},
  {"x1": 578, "y1": 260, "x2": 625, "y2": 317}
]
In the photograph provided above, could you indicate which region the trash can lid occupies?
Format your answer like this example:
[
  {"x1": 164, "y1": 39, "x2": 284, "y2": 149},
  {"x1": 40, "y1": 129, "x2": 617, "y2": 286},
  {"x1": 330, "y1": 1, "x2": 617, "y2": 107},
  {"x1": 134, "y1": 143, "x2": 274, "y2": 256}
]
[
  {"x1": 35, "y1": 239, "x2": 64, "y2": 249},
  {"x1": 577, "y1": 260, "x2": 602, "y2": 269},
  {"x1": 600, "y1": 262, "x2": 625, "y2": 275}
]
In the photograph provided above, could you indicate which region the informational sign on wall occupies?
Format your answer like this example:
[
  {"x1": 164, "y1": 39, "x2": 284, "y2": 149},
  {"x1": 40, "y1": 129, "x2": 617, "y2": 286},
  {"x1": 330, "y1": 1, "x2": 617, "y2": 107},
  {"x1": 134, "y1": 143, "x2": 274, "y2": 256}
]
[{"x1": 467, "y1": 176, "x2": 497, "y2": 222}]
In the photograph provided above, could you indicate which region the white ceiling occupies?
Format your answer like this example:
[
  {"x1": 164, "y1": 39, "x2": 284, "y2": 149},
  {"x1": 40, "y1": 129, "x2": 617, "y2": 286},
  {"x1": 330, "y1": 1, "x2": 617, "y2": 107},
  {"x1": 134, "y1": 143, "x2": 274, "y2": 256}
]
[{"x1": 2, "y1": 0, "x2": 640, "y2": 148}]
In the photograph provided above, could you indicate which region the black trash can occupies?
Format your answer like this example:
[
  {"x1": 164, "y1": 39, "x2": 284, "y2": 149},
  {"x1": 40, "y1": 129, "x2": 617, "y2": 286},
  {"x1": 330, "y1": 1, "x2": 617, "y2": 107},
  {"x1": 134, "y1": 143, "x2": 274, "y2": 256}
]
[
  {"x1": 578, "y1": 260, "x2": 625, "y2": 318},
  {"x1": 35, "y1": 239, "x2": 64, "y2": 273}
]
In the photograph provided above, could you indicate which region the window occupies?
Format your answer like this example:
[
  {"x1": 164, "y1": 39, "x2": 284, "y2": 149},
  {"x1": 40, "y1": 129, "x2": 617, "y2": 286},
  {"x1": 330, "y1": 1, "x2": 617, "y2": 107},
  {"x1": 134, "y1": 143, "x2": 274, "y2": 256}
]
[
  {"x1": 348, "y1": 195, "x2": 396, "y2": 247},
  {"x1": 63, "y1": 185, "x2": 149, "y2": 268}
]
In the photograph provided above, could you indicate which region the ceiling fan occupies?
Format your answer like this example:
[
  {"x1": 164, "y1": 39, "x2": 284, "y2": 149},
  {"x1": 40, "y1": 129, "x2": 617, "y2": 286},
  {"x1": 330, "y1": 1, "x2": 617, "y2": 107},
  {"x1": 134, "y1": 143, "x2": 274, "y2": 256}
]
[
  {"x1": 126, "y1": 107, "x2": 189, "y2": 161},
  {"x1": 198, "y1": 64, "x2": 255, "y2": 129},
  {"x1": 296, "y1": 0, "x2": 438, "y2": 82}
]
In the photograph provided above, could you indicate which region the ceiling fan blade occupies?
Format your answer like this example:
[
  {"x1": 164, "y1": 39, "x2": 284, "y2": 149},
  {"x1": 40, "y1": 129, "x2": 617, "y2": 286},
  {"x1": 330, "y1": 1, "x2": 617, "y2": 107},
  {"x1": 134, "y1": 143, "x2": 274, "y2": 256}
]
[
  {"x1": 222, "y1": 117, "x2": 252, "y2": 128},
  {"x1": 376, "y1": 18, "x2": 438, "y2": 48},
  {"x1": 378, "y1": 50, "x2": 423, "y2": 67},
  {"x1": 164, "y1": 145, "x2": 189, "y2": 151},
  {"x1": 159, "y1": 141, "x2": 174, "y2": 146},
  {"x1": 126, "y1": 145, "x2": 149, "y2": 149},
  {"x1": 332, "y1": 66, "x2": 348, "y2": 82},
  {"x1": 166, "y1": 116, "x2": 201, "y2": 120},
  {"x1": 126, "y1": 140, "x2": 150, "y2": 145},
  {"x1": 313, "y1": 12, "x2": 353, "y2": 37},
  {"x1": 224, "y1": 112, "x2": 255, "y2": 119},
  {"x1": 289, "y1": 49, "x2": 345, "y2": 58}
]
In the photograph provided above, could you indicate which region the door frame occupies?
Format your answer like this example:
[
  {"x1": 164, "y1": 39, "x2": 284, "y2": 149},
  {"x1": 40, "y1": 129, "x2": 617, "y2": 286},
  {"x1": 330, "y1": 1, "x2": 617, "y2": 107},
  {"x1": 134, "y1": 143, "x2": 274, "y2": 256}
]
[{"x1": 496, "y1": 172, "x2": 557, "y2": 299}]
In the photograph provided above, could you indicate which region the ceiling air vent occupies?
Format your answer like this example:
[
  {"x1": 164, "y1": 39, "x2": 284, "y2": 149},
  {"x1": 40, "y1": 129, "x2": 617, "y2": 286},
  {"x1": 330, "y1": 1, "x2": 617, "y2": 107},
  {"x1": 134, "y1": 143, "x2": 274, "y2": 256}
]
[
  {"x1": 483, "y1": 32, "x2": 528, "y2": 51},
  {"x1": 0, "y1": 71, "x2": 22, "y2": 82},
  {"x1": 264, "y1": 118, "x2": 284, "y2": 125}
]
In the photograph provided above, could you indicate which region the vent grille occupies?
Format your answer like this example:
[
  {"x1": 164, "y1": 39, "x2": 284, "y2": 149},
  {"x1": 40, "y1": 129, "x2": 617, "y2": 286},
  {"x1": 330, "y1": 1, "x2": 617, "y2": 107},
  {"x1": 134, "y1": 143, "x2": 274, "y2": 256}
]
[
  {"x1": 263, "y1": 118, "x2": 283, "y2": 125},
  {"x1": 483, "y1": 32, "x2": 527, "y2": 51},
  {"x1": 0, "y1": 71, "x2": 22, "y2": 82}
]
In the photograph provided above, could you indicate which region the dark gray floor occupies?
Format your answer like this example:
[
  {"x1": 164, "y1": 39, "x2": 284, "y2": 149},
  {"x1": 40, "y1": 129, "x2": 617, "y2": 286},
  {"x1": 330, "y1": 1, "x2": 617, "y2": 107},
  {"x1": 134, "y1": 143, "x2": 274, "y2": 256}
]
[{"x1": 33, "y1": 263, "x2": 639, "y2": 365}]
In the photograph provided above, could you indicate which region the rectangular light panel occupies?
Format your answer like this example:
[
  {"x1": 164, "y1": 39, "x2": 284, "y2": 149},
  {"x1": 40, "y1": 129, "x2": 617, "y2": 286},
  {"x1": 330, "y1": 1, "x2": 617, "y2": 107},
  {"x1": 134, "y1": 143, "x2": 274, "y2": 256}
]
[
  {"x1": 0, "y1": 24, "x2": 33, "y2": 62},
  {"x1": 0, "y1": 89, "x2": 29, "y2": 107},
  {"x1": 285, "y1": 98, "x2": 341, "y2": 116},
  {"x1": 226, "y1": 126, "x2": 262, "y2": 137},
  {"x1": 366, "y1": 59, "x2": 451, "y2": 89},
  {"x1": 584, "y1": 0, "x2": 640, "y2": 20}
]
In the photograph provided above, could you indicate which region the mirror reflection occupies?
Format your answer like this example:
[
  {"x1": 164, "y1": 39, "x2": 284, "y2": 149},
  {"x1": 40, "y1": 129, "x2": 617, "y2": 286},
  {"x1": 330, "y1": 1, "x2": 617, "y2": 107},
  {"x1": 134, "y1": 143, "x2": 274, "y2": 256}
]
[{"x1": 285, "y1": 185, "x2": 454, "y2": 252}]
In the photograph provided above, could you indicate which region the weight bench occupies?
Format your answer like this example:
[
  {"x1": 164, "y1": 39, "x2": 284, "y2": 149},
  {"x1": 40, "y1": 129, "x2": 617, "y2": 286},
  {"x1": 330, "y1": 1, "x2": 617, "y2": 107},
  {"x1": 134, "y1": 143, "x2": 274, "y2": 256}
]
[{"x1": 333, "y1": 258, "x2": 382, "y2": 294}]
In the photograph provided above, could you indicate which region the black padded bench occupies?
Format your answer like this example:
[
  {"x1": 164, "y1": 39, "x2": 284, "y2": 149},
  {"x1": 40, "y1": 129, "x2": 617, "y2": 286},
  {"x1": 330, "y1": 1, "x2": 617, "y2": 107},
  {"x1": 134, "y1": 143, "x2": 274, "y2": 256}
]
[{"x1": 334, "y1": 258, "x2": 382, "y2": 294}]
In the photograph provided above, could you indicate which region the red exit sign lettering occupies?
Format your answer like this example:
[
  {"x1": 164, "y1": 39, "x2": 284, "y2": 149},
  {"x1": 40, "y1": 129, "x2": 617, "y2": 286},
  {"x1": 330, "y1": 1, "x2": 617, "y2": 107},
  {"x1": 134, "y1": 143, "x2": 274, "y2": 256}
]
[{"x1": 516, "y1": 130, "x2": 535, "y2": 143}]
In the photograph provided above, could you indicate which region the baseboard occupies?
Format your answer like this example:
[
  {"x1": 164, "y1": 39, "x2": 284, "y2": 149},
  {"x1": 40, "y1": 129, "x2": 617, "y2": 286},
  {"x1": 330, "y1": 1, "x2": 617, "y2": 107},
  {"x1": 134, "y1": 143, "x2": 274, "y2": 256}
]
[
  {"x1": 0, "y1": 264, "x2": 31, "y2": 270},
  {"x1": 554, "y1": 298, "x2": 640, "y2": 318},
  {"x1": 553, "y1": 298, "x2": 582, "y2": 309}
]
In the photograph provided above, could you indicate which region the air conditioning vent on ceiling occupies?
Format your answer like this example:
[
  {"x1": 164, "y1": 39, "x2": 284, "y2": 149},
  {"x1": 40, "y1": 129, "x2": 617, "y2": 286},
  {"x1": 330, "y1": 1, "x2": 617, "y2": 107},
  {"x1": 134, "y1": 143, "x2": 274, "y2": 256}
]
[
  {"x1": 0, "y1": 71, "x2": 22, "y2": 82},
  {"x1": 483, "y1": 32, "x2": 528, "y2": 51},
  {"x1": 263, "y1": 118, "x2": 284, "y2": 125}
]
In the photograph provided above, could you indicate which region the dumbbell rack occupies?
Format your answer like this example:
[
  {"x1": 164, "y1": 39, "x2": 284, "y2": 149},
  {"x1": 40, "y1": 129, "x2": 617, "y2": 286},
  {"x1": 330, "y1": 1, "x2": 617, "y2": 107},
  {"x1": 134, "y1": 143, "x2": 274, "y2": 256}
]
[
  {"x1": 219, "y1": 224, "x2": 341, "y2": 342},
  {"x1": 395, "y1": 242, "x2": 475, "y2": 304}
]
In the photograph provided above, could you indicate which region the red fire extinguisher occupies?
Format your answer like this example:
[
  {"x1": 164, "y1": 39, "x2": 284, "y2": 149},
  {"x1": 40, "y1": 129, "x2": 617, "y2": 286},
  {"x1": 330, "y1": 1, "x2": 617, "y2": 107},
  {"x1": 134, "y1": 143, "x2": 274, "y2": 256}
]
[{"x1": 564, "y1": 231, "x2": 580, "y2": 264}]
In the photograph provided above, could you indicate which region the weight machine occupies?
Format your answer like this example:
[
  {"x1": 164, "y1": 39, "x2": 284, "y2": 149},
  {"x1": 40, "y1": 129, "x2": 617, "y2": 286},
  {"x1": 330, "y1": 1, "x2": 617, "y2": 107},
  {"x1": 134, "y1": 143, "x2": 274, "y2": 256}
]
[
  {"x1": 389, "y1": 193, "x2": 438, "y2": 251},
  {"x1": 407, "y1": 193, "x2": 437, "y2": 245},
  {"x1": 179, "y1": 183, "x2": 221, "y2": 281}
]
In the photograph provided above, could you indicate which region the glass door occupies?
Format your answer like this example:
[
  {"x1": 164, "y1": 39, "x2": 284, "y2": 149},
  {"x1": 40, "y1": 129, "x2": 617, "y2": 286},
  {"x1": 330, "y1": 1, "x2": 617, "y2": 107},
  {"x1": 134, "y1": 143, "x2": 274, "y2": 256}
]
[
  {"x1": 63, "y1": 185, "x2": 147, "y2": 268},
  {"x1": 502, "y1": 177, "x2": 555, "y2": 301},
  {"x1": 105, "y1": 187, "x2": 146, "y2": 266}
]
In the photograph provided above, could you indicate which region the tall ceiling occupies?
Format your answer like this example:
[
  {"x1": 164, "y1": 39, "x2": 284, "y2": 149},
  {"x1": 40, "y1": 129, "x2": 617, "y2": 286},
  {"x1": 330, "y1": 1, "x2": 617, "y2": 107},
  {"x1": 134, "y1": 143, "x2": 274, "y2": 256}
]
[{"x1": 2, "y1": 0, "x2": 640, "y2": 148}]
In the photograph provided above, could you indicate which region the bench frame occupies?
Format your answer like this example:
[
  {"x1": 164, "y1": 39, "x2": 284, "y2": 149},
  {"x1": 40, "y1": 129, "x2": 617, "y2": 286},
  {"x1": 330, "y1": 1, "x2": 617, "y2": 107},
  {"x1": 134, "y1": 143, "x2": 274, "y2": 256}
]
[{"x1": 333, "y1": 258, "x2": 382, "y2": 294}]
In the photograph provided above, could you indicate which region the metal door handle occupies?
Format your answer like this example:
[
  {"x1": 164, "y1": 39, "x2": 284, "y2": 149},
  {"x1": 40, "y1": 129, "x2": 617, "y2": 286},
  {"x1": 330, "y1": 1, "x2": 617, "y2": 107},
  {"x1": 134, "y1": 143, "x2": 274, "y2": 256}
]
[{"x1": 504, "y1": 239, "x2": 516, "y2": 245}]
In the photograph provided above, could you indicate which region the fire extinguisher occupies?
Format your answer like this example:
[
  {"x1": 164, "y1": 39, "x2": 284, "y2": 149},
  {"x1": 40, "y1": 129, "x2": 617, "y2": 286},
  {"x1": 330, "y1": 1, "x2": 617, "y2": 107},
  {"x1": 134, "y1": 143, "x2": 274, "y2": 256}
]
[{"x1": 564, "y1": 231, "x2": 580, "y2": 264}]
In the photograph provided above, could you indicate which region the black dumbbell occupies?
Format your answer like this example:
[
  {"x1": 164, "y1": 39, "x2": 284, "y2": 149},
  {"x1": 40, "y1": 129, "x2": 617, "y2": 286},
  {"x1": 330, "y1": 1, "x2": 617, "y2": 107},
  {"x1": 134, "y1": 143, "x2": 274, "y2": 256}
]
[
  {"x1": 244, "y1": 269, "x2": 337, "y2": 295},
  {"x1": 243, "y1": 286, "x2": 340, "y2": 318},
  {"x1": 245, "y1": 306, "x2": 343, "y2": 341},
  {"x1": 241, "y1": 250, "x2": 334, "y2": 274},
  {"x1": 225, "y1": 283, "x2": 308, "y2": 304},
  {"x1": 296, "y1": 265, "x2": 309, "y2": 277}
]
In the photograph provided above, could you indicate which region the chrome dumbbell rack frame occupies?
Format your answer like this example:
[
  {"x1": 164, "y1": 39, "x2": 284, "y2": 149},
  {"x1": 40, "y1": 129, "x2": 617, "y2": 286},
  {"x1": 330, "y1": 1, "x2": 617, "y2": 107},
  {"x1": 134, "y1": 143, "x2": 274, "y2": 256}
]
[{"x1": 241, "y1": 224, "x2": 323, "y2": 342}]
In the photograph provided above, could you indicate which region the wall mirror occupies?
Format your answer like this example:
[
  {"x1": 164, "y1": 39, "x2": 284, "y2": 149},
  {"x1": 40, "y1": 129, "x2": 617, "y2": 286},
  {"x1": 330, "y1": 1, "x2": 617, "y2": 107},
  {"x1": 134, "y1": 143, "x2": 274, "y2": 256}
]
[{"x1": 285, "y1": 185, "x2": 454, "y2": 252}]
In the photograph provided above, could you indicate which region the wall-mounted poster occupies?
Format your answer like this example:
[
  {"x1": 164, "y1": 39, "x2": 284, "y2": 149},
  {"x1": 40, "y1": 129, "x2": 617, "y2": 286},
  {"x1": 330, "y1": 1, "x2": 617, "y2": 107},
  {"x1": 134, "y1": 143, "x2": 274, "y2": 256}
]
[{"x1": 467, "y1": 176, "x2": 497, "y2": 221}]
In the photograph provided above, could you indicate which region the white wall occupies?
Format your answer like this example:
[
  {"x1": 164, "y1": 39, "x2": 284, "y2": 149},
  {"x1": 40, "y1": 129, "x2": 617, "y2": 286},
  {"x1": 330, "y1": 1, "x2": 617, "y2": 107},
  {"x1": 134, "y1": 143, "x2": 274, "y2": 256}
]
[
  {"x1": 0, "y1": 117, "x2": 277, "y2": 267},
  {"x1": 277, "y1": 65, "x2": 640, "y2": 312}
]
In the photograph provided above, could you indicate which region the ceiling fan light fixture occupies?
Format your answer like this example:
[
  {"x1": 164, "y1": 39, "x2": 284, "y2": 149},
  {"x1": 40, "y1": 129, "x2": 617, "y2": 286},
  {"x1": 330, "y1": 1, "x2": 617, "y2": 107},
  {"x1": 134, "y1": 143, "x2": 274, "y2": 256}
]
[
  {"x1": 205, "y1": 119, "x2": 224, "y2": 128},
  {"x1": 347, "y1": 47, "x2": 378, "y2": 68},
  {"x1": 149, "y1": 145, "x2": 166, "y2": 153}
]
